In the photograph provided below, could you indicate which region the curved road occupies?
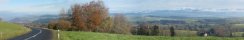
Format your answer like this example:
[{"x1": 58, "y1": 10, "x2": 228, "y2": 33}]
[{"x1": 9, "y1": 28, "x2": 53, "y2": 40}]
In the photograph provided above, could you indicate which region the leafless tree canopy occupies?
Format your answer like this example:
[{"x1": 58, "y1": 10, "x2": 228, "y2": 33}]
[{"x1": 112, "y1": 14, "x2": 132, "y2": 34}]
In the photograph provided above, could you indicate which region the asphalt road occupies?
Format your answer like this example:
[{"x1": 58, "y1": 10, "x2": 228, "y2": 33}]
[{"x1": 9, "y1": 28, "x2": 53, "y2": 40}]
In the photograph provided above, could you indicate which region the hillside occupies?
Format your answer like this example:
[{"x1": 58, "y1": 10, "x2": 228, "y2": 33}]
[
  {"x1": 60, "y1": 31, "x2": 244, "y2": 40},
  {"x1": 0, "y1": 21, "x2": 30, "y2": 40}
]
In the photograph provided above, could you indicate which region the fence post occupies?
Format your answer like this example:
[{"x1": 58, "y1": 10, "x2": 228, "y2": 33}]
[{"x1": 58, "y1": 30, "x2": 60, "y2": 40}]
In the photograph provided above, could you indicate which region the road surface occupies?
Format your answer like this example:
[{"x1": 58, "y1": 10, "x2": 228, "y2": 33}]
[{"x1": 9, "y1": 28, "x2": 53, "y2": 40}]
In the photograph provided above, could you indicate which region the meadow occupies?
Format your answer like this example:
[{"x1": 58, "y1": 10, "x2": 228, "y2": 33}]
[
  {"x1": 0, "y1": 21, "x2": 30, "y2": 40},
  {"x1": 59, "y1": 31, "x2": 244, "y2": 40}
]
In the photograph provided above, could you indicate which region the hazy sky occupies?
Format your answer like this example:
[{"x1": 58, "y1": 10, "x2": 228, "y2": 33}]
[{"x1": 0, "y1": 0, "x2": 244, "y2": 14}]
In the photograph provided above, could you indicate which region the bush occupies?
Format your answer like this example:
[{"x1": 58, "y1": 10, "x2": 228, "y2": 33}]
[
  {"x1": 213, "y1": 27, "x2": 234, "y2": 37},
  {"x1": 152, "y1": 25, "x2": 159, "y2": 35},
  {"x1": 96, "y1": 17, "x2": 113, "y2": 33},
  {"x1": 242, "y1": 33, "x2": 244, "y2": 37},
  {"x1": 137, "y1": 23, "x2": 151, "y2": 35},
  {"x1": 137, "y1": 23, "x2": 160, "y2": 36},
  {"x1": 48, "y1": 20, "x2": 58, "y2": 30},
  {"x1": 57, "y1": 20, "x2": 72, "y2": 30},
  {"x1": 170, "y1": 26, "x2": 176, "y2": 36}
]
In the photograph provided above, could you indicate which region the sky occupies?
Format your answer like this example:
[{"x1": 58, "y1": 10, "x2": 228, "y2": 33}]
[{"x1": 0, "y1": 0, "x2": 244, "y2": 14}]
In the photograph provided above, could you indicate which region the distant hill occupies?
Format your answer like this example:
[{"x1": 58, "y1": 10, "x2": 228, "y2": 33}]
[
  {"x1": 0, "y1": 12, "x2": 31, "y2": 21},
  {"x1": 110, "y1": 9, "x2": 244, "y2": 23},
  {"x1": 121, "y1": 10, "x2": 244, "y2": 18},
  {"x1": 5, "y1": 9, "x2": 244, "y2": 24},
  {"x1": 0, "y1": 11, "x2": 56, "y2": 21},
  {"x1": 9, "y1": 14, "x2": 59, "y2": 24}
]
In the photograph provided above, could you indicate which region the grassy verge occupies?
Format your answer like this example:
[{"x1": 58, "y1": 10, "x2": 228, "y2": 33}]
[
  {"x1": 0, "y1": 22, "x2": 30, "y2": 40},
  {"x1": 59, "y1": 31, "x2": 244, "y2": 40}
]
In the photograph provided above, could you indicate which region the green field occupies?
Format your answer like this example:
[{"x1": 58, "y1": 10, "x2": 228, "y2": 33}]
[
  {"x1": 60, "y1": 31, "x2": 244, "y2": 40},
  {"x1": 158, "y1": 30, "x2": 197, "y2": 36},
  {"x1": 0, "y1": 21, "x2": 30, "y2": 40},
  {"x1": 234, "y1": 24, "x2": 244, "y2": 28}
]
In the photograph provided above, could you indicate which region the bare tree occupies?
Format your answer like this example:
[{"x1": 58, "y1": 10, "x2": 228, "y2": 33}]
[
  {"x1": 214, "y1": 27, "x2": 227, "y2": 37},
  {"x1": 59, "y1": 9, "x2": 71, "y2": 20},
  {"x1": 111, "y1": 14, "x2": 132, "y2": 34},
  {"x1": 97, "y1": 17, "x2": 113, "y2": 32}
]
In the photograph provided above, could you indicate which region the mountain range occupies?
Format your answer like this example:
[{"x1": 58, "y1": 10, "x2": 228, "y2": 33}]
[{"x1": 1, "y1": 9, "x2": 244, "y2": 24}]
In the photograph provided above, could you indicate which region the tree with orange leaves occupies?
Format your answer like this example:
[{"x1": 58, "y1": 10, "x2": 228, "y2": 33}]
[{"x1": 71, "y1": 0, "x2": 108, "y2": 31}]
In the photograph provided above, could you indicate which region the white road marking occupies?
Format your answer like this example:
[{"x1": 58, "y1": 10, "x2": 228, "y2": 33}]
[{"x1": 24, "y1": 29, "x2": 42, "y2": 40}]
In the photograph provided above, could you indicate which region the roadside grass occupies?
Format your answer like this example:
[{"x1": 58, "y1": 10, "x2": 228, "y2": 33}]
[
  {"x1": 0, "y1": 21, "x2": 30, "y2": 40},
  {"x1": 59, "y1": 31, "x2": 244, "y2": 40}
]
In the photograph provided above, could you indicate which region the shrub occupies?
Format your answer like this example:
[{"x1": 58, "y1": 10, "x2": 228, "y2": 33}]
[
  {"x1": 96, "y1": 17, "x2": 113, "y2": 33},
  {"x1": 242, "y1": 33, "x2": 244, "y2": 37},
  {"x1": 48, "y1": 20, "x2": 58, "y2": 30},
  {"x1": 152, "y1": 25, "x2": 159, "y2": 35},
  {"x1": 137, "y1": 23, "x2": 151, "y2": 35},
  {"x1": 137, "y1": 23, "x2": 160, "y2": 36},
  {"x1": 57, "y1": 20, "x2": 72, "y2": 30},
  {"x1": 170, "y1": 26, "x2": 176, "y2": 36}
]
